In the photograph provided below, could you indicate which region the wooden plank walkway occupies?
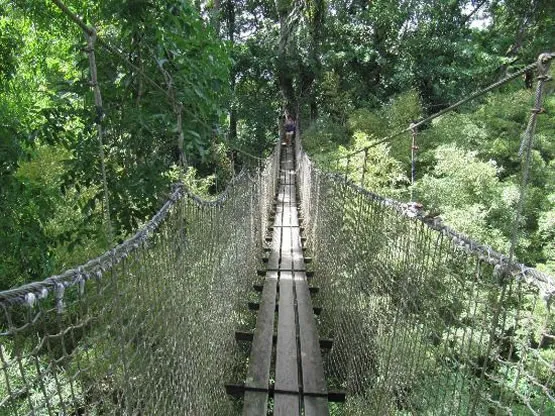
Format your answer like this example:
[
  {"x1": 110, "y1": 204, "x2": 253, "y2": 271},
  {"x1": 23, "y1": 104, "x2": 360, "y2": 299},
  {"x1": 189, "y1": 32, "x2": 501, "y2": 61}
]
[{"x1": 242, "y1": 143, "x2": 329, "y2": 416}]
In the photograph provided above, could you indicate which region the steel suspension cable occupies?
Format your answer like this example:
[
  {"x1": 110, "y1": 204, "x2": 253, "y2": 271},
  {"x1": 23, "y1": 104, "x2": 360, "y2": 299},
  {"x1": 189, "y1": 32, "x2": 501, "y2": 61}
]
[
  {"x1": 507, "y1": 53, "x2": 554, "y2": 270},
  {"x1": 334, "y1": 56, "x2": 553, "y2": 162}
]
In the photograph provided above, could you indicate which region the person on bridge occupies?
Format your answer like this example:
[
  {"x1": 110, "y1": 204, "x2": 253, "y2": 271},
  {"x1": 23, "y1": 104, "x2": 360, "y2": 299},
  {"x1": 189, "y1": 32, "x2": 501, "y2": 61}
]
[{"x1": 284, "y1": 114, "x2": 296, "y2": 146}]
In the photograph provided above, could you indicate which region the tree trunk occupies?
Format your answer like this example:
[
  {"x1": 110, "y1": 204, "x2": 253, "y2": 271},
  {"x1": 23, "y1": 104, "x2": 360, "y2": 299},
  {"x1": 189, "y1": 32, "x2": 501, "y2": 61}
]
[
  {"x1": 275, "y1": 0, "x2": 297, "y2": 114},
  {"x1": 225, "y1": 0, "x2": 237, "y2": 142},
  {"x1": 213, "y1": 0, "x2": 221, "y2": 35},
  {"x1": 310, "y1": 98, "x2": 318, "y2": 123}
]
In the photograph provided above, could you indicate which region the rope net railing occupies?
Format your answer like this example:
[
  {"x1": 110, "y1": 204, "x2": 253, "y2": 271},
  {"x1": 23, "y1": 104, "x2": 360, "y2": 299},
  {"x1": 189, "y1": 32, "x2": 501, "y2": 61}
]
[
  {"x1": 0, "y1": 142, "x2": 280, "y2": 415},
  {"x1": 295, "y1": 56, "x2": 555, "y2": 415}
]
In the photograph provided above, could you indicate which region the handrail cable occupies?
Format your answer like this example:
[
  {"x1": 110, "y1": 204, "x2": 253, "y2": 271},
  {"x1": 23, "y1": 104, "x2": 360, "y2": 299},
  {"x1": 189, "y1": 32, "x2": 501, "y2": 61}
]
[{"x1": 333, "y1": 55, "x2": 554, "y2": 162}]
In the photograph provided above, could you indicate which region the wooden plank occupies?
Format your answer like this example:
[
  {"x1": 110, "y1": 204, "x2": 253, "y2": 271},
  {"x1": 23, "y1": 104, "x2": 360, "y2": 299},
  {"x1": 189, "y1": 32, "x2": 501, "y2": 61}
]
[
  {"x1": 281, "y1": 193, "x2": 296, "y2": 228},
  {"x1": 253, "y1": 284, "x2": 319, "y2": 295},
  {"x1": 304, "y1": 397, "x2": 329, "y2": 416},
  {"x1": 274, "y1": 207, "x2": 284, "y2": 216},
  {"x1": 282, "y1": 185, "x2": 294, "y2": 205},
  {"x1": 274, "y1": 393, "x2": 300, "y2": 416},
  {"x1": 226, "y1": 384, "x2": 345, "y2": 402},
  {"x1": 275, "y1": 185, "x2": 286, "y2": 205},
  {"x1": 288, "y1": 209, "x2": 299, "y2": 227},
  {"x1": 243, "y1": 271, "x2": 278, "y2": 416},
  {"x1": 273, "y1": 201, "x2": 284, "y2": 226},
  {"x1": 247, "y1": 302, "x2": 321, "y2": 315},
  {"x1": 280, "y1": 227, "x2": 292, "y2": 270},
  {"x1": 243, "y1": 391, "x2": 271, "y2": 416},
  {"x1": 294, "y1": 271, "x2": 328, "y2": 414},
  {"x1": 288, "y1": 185, "x2": 297, "y2": 205},
  {"x1": 235, "y1": 331, "x2": 333, "y2": 349},
  {"x1": 274, "y1": 271, "x2": 300, "y2": 415},
  {"x1": 291, "y1": 227, "x2": 305, "y2": 271},
  {"x1": 267, "y1": 227, "x2": 281, "y2": 270}
]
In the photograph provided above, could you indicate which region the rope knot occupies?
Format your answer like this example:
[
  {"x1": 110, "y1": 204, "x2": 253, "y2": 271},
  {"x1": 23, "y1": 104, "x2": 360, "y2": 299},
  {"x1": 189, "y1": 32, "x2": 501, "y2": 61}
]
[
  {"x1": 493, "y1": 263, "x2": 509, "y2": 283},
  {"x1": 537, "y1": 53, "x2": 554, "y2": 79}
]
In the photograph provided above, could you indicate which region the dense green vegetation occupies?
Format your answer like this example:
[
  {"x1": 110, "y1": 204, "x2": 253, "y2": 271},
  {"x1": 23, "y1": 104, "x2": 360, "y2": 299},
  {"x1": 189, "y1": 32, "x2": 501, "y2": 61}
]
[
  {"x1": 0, "y1": 0, "x2": 231, "y2": 290},
  {"x1": 1, "y1": 0, "x2": 554, "y2": 290}
]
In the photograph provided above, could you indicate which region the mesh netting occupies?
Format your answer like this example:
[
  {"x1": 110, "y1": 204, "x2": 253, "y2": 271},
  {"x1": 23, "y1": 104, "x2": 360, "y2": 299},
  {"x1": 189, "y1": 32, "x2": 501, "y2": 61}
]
[
  {"x1": 0, "y1": 146, "x2": 279, "y2": 416},
  {"x1": 296, "y1": 144, "x2": 555, "y2": 415}
]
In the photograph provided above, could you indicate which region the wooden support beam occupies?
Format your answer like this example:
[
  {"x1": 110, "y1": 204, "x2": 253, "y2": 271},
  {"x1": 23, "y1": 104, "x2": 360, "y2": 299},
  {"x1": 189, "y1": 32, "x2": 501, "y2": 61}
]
[
  {"x1": 261, "y1": 256, "x2": 311, "y2": 264},
  {"x1": 234, "y1": 331, "x2": 332, "y2": 349},
  {"x1": 247, "y1": 302, "x2": 322, "y2": 315},
  {"x1": 253, "y1": 284, "x2": 319, "y2": 294},
  {"x1": 224, "y1": 384, "x2": 346, "y2": 402}
]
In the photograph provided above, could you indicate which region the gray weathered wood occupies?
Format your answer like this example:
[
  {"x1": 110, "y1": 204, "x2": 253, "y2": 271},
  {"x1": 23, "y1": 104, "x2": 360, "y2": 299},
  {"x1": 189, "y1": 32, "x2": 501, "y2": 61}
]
[
  {"x1": 275, "y1": 272, "x2": 298, "y2": 392},
  {"x1": 267, "y1": 227, "x2": 281, "y2": 270},
  {"x1": 243, "y1": 271, "x2": 278, "y2": 415},
  {"x1": 275, "y1": 271, "x2": 299, "y2": 416},
  {"x1": 291, "y1": 227, "x2": 305, "y2": 270},
  {"x1": 295, "y1": 271, "x2": 329, "y2": 414},
  {"x1": 280, "y1": 227, "x2": 292, "y2": 270},
  {"x1": 304, "y1": 396, "x2": 329, "y2": 416},
  {"x1": 243, "y1": 391, "x2": 271, "y2": 416},
  {"x1": 274, "y1": 393, "x2": 300, "y2": 416}
]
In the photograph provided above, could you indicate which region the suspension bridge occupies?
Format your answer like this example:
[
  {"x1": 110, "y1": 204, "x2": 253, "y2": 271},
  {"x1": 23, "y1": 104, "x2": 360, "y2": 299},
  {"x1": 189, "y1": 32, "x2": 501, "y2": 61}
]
[{"x1": 2, "y1": 2, "x2": 555, "y2": 415}]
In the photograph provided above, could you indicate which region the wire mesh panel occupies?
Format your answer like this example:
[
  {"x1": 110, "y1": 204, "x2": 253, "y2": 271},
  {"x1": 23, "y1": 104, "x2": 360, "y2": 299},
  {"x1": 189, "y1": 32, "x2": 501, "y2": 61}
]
[
  {"x1": 0, "y1": 149, "x2": 279, "y2": 416},
  {"x1": 298, "y1": 151, "x2": 555, "y2": 415}
]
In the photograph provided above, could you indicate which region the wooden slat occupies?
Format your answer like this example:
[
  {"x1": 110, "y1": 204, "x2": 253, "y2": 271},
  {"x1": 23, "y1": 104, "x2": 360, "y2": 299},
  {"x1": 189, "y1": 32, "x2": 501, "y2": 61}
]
[
  {"x1": 291, "y1": 227, "x2": 305, "y2": 271},
  {"x1": 280, "y1": 227, "x2": 292, "y2": 270},
  {"x1": 304, "y1": 397, "x2": 329, "y2": 416},
  {"x1": 267, "y1": 227, "x2": 281, "y2": 270},
  {"x1": 274, "y1": 271, "x2": 300, "y2": 415},
  {"x1": 289, "y1": 208, "x2": 299, "y2": 227},
  {"x1": 281, "y1": 189, "x2": 297, "y2": 227},
  {"x1": 295, "y1": 271, "x2": 328, "y2": 414},
  {"x1": 243, "y1": 271, "x2": 278, "y2": 416},
  {"x1": 288, "y1": 186, "x2": 296, "y2": 205},
  {"x1": 275, "y1": 185, "x2": 286, "y2": 205},
  {"x1": 274, "y1": 393, "x2": 300, "y2": 416},
  {"x1": 243, "y1": 392, "x2": 271, "y2": 416},
  {"x1": 282, "y1": 185, "x2": 294, "y2": 205},
  {"x1": 273, "y1": 200, "x2": 284, "y2": 226}
]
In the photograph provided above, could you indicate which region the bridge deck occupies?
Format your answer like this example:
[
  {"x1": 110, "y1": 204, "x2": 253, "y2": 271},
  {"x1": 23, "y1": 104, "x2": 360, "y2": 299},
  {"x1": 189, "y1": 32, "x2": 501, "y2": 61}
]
[{"x1": 243, "y1": 144, "x2": 328, "y2": 416}]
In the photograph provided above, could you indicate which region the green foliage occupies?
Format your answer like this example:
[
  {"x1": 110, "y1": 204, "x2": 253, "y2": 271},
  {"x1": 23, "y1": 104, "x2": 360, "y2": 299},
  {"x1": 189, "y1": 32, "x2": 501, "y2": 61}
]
[
  {"x1": 0, "y1": 9, "x2": 22, "y2": 81},
  {"x1": 385, "y1": 89, "x2": 423, "y2": 132},
  {"x1": 164, "y1": 165, "x2": 215, "y2": 198},
  {"x1": 302, "y1": 117, "x2": 351, "y2": 157},
  {"x1": 0, "y1": 144, "x2": 105, "y2": 290},
  {"x1": 0, "y1": 0, "x2": 233, "y2": 290},
  {"x1": 231, "y1": 24, "x2": 282, "y2": 155},
  {"x1": 347, "y1": 108, "x2": 389, "y2": 139},
  {"x1": 317, "y1": 70, "x2": 356, "y2": 124},
  {"x1": 341, "y1": 132, "x2": 409, "y2": 197},
  {"x1": 416, "y1": 145, "x2": 510, "y2": 252}
]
